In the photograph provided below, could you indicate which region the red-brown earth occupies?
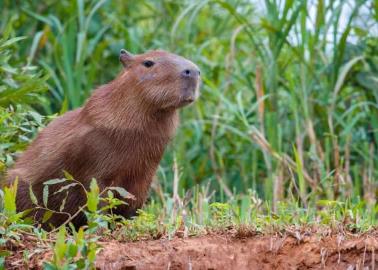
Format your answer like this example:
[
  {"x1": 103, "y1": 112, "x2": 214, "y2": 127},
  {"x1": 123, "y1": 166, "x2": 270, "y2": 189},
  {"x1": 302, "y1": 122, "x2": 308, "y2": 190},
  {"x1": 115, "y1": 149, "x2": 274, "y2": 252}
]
[
  {"x1": 96, "y1": 231, "x2": 377, "y2": 270},
  {"x1": 5, "y1": 229, "x2": 378, "y2": 270}
]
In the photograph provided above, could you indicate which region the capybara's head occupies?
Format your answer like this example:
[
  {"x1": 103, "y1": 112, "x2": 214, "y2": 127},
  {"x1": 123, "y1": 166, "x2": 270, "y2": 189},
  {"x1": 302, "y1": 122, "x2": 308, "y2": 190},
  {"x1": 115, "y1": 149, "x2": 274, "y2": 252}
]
[{"x1": 119, "y1": 49, "x2": 201, "y2": 110}]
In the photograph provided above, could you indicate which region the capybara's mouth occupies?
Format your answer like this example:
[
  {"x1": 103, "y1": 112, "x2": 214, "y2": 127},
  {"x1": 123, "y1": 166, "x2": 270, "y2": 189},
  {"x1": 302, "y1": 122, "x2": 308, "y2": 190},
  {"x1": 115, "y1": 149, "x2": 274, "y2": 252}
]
[
  {"x1": 179, "y1": 80, "x2": 200, "y2": 107},
  {"x1": 182, "y1": 98, "x2": 194, "y2": 104},
  {"x1": 179, "y1": 86, "x2": 198, "y2": 106},
  {"x1": 178, "y1": 98, "x2": 195, "y2": 107}
]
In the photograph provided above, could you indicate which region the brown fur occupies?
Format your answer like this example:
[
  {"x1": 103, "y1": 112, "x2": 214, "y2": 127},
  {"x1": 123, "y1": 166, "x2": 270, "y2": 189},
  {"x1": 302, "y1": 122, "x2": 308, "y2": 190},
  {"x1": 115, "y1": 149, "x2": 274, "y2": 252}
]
[{"x1": 5, "y1": 50, "x2": 200, "y2": 229}]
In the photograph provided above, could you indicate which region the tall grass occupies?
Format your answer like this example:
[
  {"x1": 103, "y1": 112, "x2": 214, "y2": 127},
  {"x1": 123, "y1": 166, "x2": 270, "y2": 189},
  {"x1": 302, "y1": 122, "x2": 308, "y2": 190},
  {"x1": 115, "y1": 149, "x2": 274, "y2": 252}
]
[{"x1": 1, "y1": 0, "x2": 377, "y2": 210}]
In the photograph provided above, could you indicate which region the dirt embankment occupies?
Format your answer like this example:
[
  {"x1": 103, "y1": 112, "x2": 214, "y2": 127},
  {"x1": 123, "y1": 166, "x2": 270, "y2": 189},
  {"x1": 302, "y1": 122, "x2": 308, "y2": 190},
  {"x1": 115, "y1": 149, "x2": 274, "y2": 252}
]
[
  {"x1": 96, "y1": 231, "x2": 378, "y2": 270},
  {"x1": 5, "y1": 229, "x2": 378, "y2": 269}
]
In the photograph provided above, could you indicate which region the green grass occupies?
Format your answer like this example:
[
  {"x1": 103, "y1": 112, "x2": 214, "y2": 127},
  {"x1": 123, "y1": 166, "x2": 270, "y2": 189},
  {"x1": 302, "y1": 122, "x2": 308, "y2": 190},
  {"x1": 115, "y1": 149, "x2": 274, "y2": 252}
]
[
  {"x1": 0, "y1": 0, "x2": 377, "y2": 268},
  {"x1": 0, "y1": 178, "x2": 376, "y2": 268}
]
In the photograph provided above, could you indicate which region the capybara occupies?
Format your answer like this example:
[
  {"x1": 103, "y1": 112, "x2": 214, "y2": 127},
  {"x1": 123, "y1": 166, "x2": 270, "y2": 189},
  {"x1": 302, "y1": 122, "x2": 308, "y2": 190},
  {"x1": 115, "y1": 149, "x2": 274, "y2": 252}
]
[{"x1": 6, "y1": 49, "x2": 200, "y2": 229}]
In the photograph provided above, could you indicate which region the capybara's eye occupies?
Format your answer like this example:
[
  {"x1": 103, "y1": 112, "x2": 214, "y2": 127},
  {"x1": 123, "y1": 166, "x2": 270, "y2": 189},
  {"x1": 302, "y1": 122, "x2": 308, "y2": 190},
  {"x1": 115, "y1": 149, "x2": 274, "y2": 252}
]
[{"x1": 142, "y1": 60, "x2": 155, "y2": 68}]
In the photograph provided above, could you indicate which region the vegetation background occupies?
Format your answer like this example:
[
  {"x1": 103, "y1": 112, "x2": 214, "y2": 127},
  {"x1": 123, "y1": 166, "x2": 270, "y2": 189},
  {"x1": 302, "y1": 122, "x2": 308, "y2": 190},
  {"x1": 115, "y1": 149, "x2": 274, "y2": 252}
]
[
  {"x1": 1, "y1": 0, "x2": 377, "y2": 233},
  {"x1": 0, "y1": 0, "x2": 377, "y2": 268}
]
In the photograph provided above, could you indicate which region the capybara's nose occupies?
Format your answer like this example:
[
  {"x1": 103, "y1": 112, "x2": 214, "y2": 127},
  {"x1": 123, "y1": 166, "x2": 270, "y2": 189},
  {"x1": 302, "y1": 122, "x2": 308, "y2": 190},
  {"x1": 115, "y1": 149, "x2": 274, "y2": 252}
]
[{"x1": 181, "y1": 68, "x2": 200, "y2": 78}]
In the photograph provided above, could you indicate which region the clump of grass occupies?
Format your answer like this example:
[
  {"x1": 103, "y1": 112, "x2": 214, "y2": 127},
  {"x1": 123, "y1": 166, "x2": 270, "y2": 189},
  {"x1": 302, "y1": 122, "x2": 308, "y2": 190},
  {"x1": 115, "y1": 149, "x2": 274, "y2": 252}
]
[
  {"x1": 113, "y1": 210, "x2": 165, "y2": 241},
  {"x1": 208, "y1": 202, "x2": 233, "y2": 228}
]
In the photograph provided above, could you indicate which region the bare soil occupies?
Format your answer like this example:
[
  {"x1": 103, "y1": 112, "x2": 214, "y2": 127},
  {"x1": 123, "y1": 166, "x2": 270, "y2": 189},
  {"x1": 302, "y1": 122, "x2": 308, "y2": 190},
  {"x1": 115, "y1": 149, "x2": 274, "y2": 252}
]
[
  {"x1": 5, "y1": 229, "x2": 378, "y2": 269},
  {"x1": 96, "y1": 231, "x2": 378, "y2": 270}
]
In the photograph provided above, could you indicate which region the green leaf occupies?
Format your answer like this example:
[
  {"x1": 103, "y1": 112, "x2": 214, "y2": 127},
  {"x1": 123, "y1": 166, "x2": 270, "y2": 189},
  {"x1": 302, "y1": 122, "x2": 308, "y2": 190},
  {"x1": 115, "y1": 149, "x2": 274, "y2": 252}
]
[
  {"x1": 21, "y1": 208, "x2": 33, "y2": 218},
  {"x1": 43, "y1": 178, "x2": 67, "y2": 185},
  {"x1": 67, "y1": 242, "x2": 78, "y2": 258},
  {"x1": 317, "y1": 200, "x2": 342, "y2": 207},
  {"x1": 0, "y1": 36, "x2": 27, "y2": 48},
  {"x1": 59, "y1": 194, "x2": 67, "y2": 212},
  {"x1": 107, "y1": 190, "x2": 114, "y2": 199},
  {"x1": 29, "y1": 185, "x2": 38, "y2": 205},
  {"x1": 87, "y1": 242, "x2": 97, "y2": 263},
  {"x1": 293, "y1": 145, "x2": 306, "y2": 199},
  {"x1": 333, "y1": 56, "x2": 364, "y2": 98},
  {"x1": 54, "y1": 226, "x2": 67, "y2": 265},
  {"x1": 3, "y1": 178, "x2": 18, "y2": 217},
  {"x1": 86, "y1": 179, "x2": 99, "y2": 213},
  {"x1": 76, "y1": 258, "x2": 86, "y2": 269},
  {"x1": 356, "y1": 71, "x2": 378, "y2": 92},
  {"x1": 63, "y1": 170, "x2": 75, "y2": 180},
  {"x1": 42, "y1": 262, "x2": 58, "y2": 270},
  {"x1": 53, "y1": 183, "x2": 78, "y2": 195},
  {"x1": 75, "y1": 227, "x2": 84, "y2": 248},
  {"x1": 43, "y1": 185, "x2": 49, "y2": 207},
  {"x1": 42, "y1": 210, "x2": 53, "y2": 223},
  {"x1": 108, "y1": 187, "x2": 136, "y2": 200}
]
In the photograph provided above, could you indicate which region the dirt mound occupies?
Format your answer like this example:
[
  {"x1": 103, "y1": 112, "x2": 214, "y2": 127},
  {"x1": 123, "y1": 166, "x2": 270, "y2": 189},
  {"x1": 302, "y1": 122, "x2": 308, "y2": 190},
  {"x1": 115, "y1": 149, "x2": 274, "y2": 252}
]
[{"x1": 96, "y1": 232, "x2": 378, "y2": 270}]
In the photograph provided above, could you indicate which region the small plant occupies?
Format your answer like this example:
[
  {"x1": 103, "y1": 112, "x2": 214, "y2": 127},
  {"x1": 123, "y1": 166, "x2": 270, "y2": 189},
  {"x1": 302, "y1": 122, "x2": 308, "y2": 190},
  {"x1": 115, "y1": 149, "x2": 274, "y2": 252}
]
[
  {"x1": 37, "y1": 178, "x2": 135, "y2": 268},
  {"x1": 43, "y1": 226, "x2": 98, "y2": 270},
  {"x1": 0, "y1": 179, "x2": 36, "y2": 269},
  {"x1": 0, "y1": 106, "x2": 46, "y2": 173},
  {"x1": 25, "y1": 173, "x2": 134, "y2": 231},
  {"x1": 117, "y1": 209, "x2": 163, "y2": 241},
  {"x1": 209, "y1": 202, "x2": 233, "y2": 228},
  {"x1": 0, "y1": 178, "x2": 33, "y2": 230},
  {"x1": 85, "y1": 179, "x2": 133, "y2": 233}
]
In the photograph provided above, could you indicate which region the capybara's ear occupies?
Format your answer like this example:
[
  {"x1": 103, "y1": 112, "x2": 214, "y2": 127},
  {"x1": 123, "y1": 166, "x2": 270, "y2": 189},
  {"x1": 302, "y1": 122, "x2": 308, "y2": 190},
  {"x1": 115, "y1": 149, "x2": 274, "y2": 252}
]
[{"x1": 119, "y1": 49, "x2": 134, "y2": 68}]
